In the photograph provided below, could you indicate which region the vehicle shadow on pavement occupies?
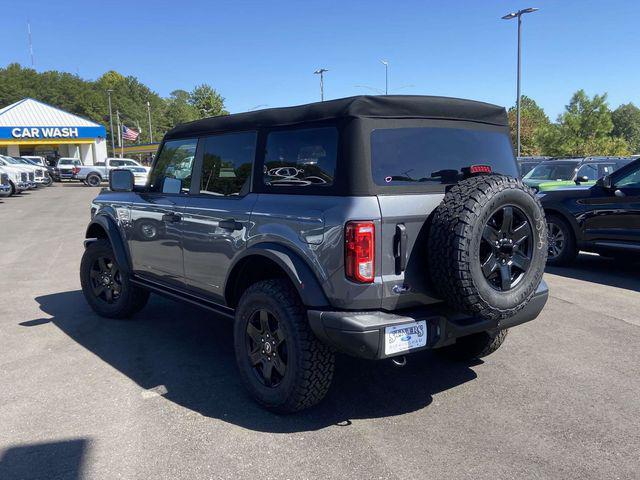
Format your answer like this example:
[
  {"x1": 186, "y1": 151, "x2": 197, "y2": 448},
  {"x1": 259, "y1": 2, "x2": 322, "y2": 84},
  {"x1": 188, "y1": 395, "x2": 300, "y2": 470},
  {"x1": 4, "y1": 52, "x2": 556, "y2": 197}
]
[
  {"x1": 0, "y1": 438, "x2": 87, "y2": 480},
  {"x1": 545, "y1": 253, "x2": 640, "y2": 292},
  {"x1": 35, "y1": 291, "x2": 479, "y2": 433}
]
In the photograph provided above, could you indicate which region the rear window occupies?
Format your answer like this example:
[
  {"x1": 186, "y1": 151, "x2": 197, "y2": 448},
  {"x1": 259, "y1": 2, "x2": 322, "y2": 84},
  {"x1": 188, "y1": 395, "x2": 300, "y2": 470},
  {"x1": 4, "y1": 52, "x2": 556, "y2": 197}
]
[{"x1": 371, "y1": 127, "x2": 517, "y2": 186}]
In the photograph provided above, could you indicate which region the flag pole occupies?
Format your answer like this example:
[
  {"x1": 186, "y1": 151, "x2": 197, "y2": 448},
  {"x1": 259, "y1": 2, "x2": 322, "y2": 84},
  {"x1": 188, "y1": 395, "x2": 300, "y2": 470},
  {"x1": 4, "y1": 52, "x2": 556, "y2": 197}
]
[{"x1": 116, "y1": 110, "x2": 123, "y2": 158}]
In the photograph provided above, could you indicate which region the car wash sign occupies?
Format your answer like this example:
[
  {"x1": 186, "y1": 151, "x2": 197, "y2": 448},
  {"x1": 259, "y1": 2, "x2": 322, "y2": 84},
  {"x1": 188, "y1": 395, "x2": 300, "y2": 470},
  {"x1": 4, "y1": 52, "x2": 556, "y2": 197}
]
[{"x1": 0, "y1": 126, "x2": 106, "y2": 140}]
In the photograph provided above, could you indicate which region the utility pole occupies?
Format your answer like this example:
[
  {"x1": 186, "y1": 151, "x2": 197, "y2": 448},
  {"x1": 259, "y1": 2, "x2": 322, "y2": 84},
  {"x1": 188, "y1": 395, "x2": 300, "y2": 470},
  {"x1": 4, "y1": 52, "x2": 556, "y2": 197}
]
[
  {"x1": 380, "y1": 60, "x2": 389, "y2": 95},
  {"x1": 314, "y1": 68, "x2": 328, "y2": 101},
  {"x1": 107, "y1": 90, "x2": 115, "y2": 156},
  {"x1": 146, "y1": 101, "x2": 153, "y2": 143},
  {"x1": 502, "y1": 7, "x2": 539, "y2": 158}
]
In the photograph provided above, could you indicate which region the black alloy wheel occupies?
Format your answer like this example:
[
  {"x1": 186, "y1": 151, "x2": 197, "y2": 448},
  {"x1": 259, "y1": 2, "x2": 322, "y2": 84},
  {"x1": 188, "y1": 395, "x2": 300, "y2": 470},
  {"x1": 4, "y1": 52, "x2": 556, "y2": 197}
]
[
  {"x1": 245, "y1": 309, "x2": 287, "y2": 388},
  {"x1": 89, "y1": 255, "x2": 122, "y2": 304},
  {"x1": 479, "y1": 205, "x2": 534, "y2": 291},
  {"x1": 547, "y1": 221, "x2": 565, "y2": 260},
  {"x1": 87, "y1": 174, "x2": 101, "y2": 187}
]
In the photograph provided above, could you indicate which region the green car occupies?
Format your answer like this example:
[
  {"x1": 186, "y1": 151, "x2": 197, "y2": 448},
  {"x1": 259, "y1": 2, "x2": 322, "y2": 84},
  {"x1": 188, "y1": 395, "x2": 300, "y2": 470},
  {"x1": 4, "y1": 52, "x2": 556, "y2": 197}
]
[{"x1": 522, "y1": 157, "x2": 630, "y2": 192}]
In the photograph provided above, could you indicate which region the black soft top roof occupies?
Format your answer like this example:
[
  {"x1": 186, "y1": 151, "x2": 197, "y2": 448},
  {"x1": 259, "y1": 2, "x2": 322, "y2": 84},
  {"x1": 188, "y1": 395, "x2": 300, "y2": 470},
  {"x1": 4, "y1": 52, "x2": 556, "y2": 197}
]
[{"x1": 165, "y1": 95, "x2": 508, "y2": 139}]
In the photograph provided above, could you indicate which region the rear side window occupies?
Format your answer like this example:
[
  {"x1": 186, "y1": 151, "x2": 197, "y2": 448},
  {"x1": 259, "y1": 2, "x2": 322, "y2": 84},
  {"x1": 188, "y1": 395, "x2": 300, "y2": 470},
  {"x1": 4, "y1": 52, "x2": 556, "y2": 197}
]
[
  {"x1": 263, "y1": 127, "x2": 337, "y2": 187},
  {"x1": 149, "y1": 138, "x2": 197, "y2": 193},
  {"x1": 371, "y1": 127, "x2": 517, "y2": 186},
  {"x1": 200, "y1": 131, "x2": 257, "y2": 196}
]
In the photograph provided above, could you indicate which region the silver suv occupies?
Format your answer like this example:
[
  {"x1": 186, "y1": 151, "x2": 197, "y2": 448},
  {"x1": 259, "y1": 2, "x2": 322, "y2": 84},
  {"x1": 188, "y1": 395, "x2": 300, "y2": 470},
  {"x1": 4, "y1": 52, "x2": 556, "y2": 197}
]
[{"x1": 81, "y1": 95, "x2": 549, "y2": 412}]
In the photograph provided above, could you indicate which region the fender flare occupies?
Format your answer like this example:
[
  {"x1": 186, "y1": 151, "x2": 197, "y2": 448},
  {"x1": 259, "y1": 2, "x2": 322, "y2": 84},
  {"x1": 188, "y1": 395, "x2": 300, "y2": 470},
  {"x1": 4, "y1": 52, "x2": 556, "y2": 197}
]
[
  {"x1": 84, "y1": 214, "x2": 131, "y2": 274},
  {"x1": 543, "y1": 207, "x2": 583, "y2": 245},
  {"x1": 225, "y1": 242, "x2": 329, "y2": 308}
]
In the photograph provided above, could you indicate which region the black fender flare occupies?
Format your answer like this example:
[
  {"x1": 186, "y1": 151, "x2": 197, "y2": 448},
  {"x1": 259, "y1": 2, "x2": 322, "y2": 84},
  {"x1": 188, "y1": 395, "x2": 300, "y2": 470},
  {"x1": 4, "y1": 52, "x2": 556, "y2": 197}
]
[
  {"x1": 84, "y1": 214, "x2": 131, "y2": 274},
  {"x1": 225, "y1": 242, "x2": 329, "y2": 308}
]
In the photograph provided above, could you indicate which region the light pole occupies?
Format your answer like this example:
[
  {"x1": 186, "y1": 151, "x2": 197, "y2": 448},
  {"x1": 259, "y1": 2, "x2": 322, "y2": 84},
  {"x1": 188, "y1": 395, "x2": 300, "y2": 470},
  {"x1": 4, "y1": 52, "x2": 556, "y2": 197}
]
[
  {"x1": 146, "y1": 101, "x2": 153, "y2": 143},
  {"x1": 380, "y1": 60, "x2": 389, "y2": 95},
  {"x1": 106, "y1": 90, "x2": 115, "y2": 156},
  {"x1": 314, "y1": 68, "x2": 328, "y2": 101},
  {"x1": 502, "y1": 7, "x2": 538, "y2": 158}
]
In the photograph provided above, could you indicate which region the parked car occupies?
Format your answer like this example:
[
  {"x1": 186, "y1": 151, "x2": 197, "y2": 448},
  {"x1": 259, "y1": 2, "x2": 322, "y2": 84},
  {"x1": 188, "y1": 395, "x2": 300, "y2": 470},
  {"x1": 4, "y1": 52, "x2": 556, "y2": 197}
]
[
  {"x1": 56, "y1": 157, "x2": 83, "y2": 181},
  {"x1": 0, "y1": 170, "x2": 11, "y2": 197},
  {"x1": 11, "y1": 157, "x2": 52, "y2": 186},
  {"x1": 540, "y1": 157, "x2": 640, "y2": 265},
  {"x1": 80, "y1": 95, "x2": 549, "y2": 413},
  {"x1": 21, "y1": 155, "x2": 57, "y2": 183},
  {"x1": 0, "y1": 156, "x2": 36, "y2": 189},
  {"x1": 0, "y1": 164, "x2": 30, "y2": 195},
  {"x1": 517, "y1": 156, "x2": 549, "y2": 177},
  {"x1": 76, "y1": 158, "x2": 150, "y2": 186},
  {"x1": 523, "y1": 156, "x2": 631, "y2": 192},
  {"x1": 124, "y1": 166, "x2": 150, "y2": 187}
]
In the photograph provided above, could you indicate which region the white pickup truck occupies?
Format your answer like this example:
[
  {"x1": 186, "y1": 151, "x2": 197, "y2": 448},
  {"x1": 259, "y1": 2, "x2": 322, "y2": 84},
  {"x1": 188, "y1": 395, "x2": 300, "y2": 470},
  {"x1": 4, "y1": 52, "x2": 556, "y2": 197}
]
[{"x1": 75, "y1": 158, "x2": 150, "y2": 187}]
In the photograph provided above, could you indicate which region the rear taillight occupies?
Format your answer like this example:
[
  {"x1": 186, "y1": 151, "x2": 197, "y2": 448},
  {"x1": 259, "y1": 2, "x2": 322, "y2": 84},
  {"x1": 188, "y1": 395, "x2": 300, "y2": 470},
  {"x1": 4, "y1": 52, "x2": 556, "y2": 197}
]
[
  {"x1": 345, "y1": 221, "x2": 375, "y2": 283},
  {"x1": 71, "y1": 167, "x2": 81, "y2": 174}
]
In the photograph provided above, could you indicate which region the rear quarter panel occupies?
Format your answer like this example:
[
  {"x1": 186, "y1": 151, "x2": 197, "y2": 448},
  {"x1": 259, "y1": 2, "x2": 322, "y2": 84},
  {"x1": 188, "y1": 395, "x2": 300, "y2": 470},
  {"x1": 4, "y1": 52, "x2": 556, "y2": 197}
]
[{"x1": 248, "y1": 194, "x2": 384, "y2": 310}]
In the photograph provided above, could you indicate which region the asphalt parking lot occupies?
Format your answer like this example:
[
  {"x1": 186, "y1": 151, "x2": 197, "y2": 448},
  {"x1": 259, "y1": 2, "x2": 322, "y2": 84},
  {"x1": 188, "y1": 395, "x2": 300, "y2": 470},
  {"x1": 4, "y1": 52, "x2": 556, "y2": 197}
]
[{"x1": 1, "y1": 184, "x2": 639, "y2": 480}]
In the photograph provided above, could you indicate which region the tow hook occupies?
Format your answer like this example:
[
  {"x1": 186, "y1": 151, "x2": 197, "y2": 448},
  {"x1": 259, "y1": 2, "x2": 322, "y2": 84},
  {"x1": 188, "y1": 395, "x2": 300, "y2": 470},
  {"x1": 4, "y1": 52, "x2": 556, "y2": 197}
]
[{"x1": 391, "y1": 356, "x2": 407, "y2": 367}]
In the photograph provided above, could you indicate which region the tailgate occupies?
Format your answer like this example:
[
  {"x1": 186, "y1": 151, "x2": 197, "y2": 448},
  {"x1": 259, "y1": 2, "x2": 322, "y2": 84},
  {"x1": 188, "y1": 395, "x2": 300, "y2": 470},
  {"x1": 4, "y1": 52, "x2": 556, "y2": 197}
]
[{"x1": 376, "y1": 194, "x2": 445, "y2": 310}]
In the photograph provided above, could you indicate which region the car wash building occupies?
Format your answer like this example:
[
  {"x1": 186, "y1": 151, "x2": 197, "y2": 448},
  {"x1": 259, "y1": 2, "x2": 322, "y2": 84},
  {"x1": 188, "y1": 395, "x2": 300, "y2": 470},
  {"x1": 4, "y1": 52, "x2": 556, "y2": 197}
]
[{"x1": 0, "y1": 98, "x2": 107, "y2": 165}]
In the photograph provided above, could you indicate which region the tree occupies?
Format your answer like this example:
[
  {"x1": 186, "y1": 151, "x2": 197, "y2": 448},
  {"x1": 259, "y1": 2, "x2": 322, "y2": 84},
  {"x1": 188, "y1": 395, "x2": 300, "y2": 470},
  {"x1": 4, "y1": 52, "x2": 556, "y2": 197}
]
[
  {"x1": 0, "y1": 64, "x2": 229, "y2": 148},
  {"x1": 189, "y1": 84, "x2": 228, "y2": 118},
  {"x1": 165, "y1": 89, "x2": 199, "y2": 127},
  {"x1": 541, "y1": 90, "x2": 630, "y2": 156},
  {"x1": 612, "y1": 103, "x2": 640, "y2": 154},
  {"x1": 508, "y1": 96, "x2": 550, "y2": 155}
]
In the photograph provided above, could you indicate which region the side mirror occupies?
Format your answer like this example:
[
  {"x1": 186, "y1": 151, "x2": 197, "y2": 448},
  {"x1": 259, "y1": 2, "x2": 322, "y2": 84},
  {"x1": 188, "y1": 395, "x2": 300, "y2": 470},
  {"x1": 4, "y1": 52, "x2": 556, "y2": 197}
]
[
  {"x1": 109, "y1": 169, "x2": 134, "y2": 192},
  {"x1": 575, "y1": 175, "x2": 590, "y2": 184},
  {"x1": 162, "y1": 177, "x2": 182, "y2": 194}
]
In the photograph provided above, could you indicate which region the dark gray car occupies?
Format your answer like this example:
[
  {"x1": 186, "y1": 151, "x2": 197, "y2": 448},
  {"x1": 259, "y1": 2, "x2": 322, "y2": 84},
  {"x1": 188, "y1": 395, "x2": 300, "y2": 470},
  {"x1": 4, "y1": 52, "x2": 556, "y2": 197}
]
[{"x1": 80, "y1": 95, "x2": 549, "y2": 412}]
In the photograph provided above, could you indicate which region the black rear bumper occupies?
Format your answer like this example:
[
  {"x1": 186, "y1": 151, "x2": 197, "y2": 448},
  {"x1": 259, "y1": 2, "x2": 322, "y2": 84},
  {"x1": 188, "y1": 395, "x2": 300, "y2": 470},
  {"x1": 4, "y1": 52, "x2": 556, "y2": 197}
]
[{"x1": 308, "y1": 280, "x2": 548, "y2": 360}]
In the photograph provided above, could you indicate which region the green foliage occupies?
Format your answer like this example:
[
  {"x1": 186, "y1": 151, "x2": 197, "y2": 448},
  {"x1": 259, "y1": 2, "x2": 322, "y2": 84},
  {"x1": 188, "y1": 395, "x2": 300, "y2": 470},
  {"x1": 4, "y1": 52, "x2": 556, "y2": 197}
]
[
  {"x1": 612, "y1": 103, "x2": 640, "y2": 154},
  {"x1": 0, "y1": 63, "x2": 228, "y2": 155},
  {"x1": 189, "y1": 84, "x2": 228, "y2": 118},
  {"x1": 508, "y1": 96, "x2": 550, "y2": 155},
  {"x1": 540, "y1": 90, "x2": 629, "y2": 156},
  {"x1": 508, "y1": 90, "x2": 632, "y2": 157}
]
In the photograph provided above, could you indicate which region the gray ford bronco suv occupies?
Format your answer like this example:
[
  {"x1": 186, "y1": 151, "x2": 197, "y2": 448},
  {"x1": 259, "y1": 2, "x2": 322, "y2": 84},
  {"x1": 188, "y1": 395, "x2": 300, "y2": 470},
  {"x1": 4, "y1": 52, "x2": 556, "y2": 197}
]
[{"x1": 81, "y1": 95, "x2": 549, "y2": 413}]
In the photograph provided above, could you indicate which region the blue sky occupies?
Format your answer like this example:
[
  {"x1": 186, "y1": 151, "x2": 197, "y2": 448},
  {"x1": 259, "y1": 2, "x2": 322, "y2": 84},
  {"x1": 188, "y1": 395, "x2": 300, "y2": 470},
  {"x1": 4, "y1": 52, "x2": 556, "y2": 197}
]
[{"x1": 1, "y1": 0, "x2": 638, "y2": 120}]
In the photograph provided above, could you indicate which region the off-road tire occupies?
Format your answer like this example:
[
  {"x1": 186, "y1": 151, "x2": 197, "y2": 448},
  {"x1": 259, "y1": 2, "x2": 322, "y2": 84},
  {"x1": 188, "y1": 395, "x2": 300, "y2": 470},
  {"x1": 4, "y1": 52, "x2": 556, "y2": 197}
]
[
  {"x1": 546, "y1": 213, "x2": 577, "y2": 266},
  {"x1": 80, "y1": 239, "x2": 149, "y2": 319},
  {"x1": 234, "y1": 279, "x2": 335, "y2": 413},
  {"x1": 427, "y1": 175, "x2": 547, "y2": 320},
  {"x1": 8, "y1": 181, "x2": 16, "y2": 196},
  {"x1": 438, "y1": 329, "x2": 509, "y2": 360},
  {"x1": 43, "y1": 174, "x2": 53, "y2": 186}
]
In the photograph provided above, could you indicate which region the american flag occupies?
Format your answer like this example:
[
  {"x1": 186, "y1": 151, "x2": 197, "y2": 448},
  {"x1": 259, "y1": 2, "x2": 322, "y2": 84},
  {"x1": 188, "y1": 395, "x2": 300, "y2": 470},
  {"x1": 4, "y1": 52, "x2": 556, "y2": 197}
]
[{"x1": 122, "y1": 125, "x2": 139, "y2": 141}]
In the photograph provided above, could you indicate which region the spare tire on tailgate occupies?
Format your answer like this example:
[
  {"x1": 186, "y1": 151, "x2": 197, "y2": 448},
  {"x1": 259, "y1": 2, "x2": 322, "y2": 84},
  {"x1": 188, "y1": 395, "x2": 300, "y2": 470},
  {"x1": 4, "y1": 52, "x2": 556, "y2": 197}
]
[{"x1": 427, "y1": 175, "x2": 547, "y2": 320}]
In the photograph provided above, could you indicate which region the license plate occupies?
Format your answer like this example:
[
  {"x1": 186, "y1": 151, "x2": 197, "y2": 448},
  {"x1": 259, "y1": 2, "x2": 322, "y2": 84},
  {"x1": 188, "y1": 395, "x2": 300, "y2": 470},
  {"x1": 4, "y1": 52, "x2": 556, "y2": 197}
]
[{"x1": 384, "y1": 320, "x2": 428, "y2": 355}]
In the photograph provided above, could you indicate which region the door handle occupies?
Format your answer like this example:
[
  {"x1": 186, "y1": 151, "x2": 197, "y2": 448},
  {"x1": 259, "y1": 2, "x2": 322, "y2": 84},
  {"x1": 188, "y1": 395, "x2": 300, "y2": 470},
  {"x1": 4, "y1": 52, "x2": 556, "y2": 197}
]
[
  {"x1": 394, "y1": 223, "x2": 408, "y2": 274},
  {"x1": 218, "y1": 219, "x2": 243, "y2": 231},
  {"x1": 162, "y1": 212, "x2": 181, "y2": 222}
]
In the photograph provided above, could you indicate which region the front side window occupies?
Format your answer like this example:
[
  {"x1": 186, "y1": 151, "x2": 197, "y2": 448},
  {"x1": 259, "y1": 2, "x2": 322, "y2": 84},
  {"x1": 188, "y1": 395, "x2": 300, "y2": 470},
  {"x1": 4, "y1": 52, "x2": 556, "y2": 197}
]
[
  {"x1": 149, "y1": 138, "x2": 197, "y2": 193},
  {"x1": 524, "y1": 162, "x2": 579, "y2": 181},
  {"x1": 200, "y1": 131, "x2": 257, "y2": 196},
  {"x1": 263, "y1": 127, "x2": 337, "y2": 187},
  {"x1": 577, "y1": 163, "x2": 598, "y2": 181},
  {"x1": 371, "y1": 127, "x2": 517, "y2": 186},
  {"x1": 616, "y1": 164, "x2": 640, "y2": 189}
]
